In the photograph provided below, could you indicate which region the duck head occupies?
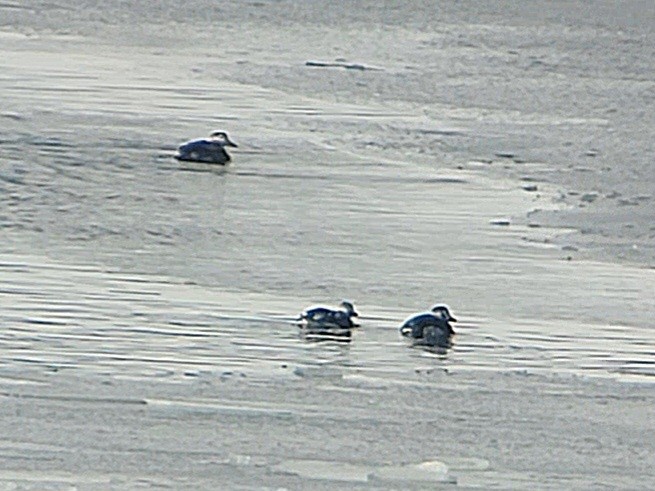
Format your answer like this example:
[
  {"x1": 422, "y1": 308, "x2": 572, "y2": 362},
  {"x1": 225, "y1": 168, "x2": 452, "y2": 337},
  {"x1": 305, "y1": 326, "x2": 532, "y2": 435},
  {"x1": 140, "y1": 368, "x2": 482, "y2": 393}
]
[
  {"x1": 340, "y1": 300, "x2": 359, "y2": 318},
  {"x1": 210, "y1": 131, "x2": 238, "y2": 147},
  {"x1": 430, "y1": 304, "x2": 457, "y2": 322}
]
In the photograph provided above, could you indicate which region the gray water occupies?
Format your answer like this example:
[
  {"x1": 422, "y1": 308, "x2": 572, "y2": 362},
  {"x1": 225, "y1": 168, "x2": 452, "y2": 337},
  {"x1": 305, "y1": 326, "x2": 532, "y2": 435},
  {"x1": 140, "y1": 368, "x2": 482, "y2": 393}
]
[
  {"x1": 2, "y1": 5, "x2": 655, "y2": 489},
  {"x1": 1, "y1": 35, "x2": 654, "y2": 384}
]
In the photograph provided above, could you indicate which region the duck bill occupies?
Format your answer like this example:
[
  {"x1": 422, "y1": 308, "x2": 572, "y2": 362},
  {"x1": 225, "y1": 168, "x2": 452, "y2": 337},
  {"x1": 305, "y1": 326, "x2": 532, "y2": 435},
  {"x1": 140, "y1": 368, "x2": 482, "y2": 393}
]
[{"x1": 226, "y1": 139, "x2": 238, "y2": 148}]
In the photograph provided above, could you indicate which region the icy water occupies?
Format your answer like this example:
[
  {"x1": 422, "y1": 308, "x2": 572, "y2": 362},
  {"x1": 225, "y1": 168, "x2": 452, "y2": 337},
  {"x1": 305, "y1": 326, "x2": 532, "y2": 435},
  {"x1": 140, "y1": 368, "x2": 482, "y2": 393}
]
[
  {"x1": 2, "y1": 8, "x2": 655, "y2": 489},
  {"x1": 1, "y1": 37, "x2": 654, "y2": 384}
]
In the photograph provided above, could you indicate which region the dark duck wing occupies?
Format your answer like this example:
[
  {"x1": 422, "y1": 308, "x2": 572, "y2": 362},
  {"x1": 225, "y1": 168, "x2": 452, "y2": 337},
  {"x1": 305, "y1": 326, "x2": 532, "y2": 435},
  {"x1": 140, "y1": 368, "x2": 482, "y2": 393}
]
[
  {"x1": 400, "y1": 313, "x2": 435, "y2": 338},
  {"x1": 400, "y1": 313, "x2": 454, "y2": 338},
  {"x1": 299, "y1": 307, "x2": 355, "y2": 328},
  {"x1": 300, "y1": 307, "x2": 332, "y2": 322},
  {"x1": 176, "y1": 140, "x2": 231, "y2": 164}
]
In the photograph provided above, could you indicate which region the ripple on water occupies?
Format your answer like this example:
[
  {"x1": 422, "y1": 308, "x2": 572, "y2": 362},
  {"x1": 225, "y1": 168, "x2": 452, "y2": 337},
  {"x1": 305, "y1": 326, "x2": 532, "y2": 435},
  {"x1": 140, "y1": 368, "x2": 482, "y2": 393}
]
[
  {"x1": 1, "y1": 59, "x2": 654, "y2": 383},
  {"x1": 1, "y1": 255, "x2": 654, "y2": 382},
  {"x1": 271, "y1": 459, "x2": 458, "y2": 484}
]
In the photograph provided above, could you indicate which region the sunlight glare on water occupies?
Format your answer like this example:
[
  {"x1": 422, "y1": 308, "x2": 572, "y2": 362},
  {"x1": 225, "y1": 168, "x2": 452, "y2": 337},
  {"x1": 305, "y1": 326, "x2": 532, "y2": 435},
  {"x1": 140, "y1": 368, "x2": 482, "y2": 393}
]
[{"x1": 1, "y1": 40, "x2": 654, "y2": 385}]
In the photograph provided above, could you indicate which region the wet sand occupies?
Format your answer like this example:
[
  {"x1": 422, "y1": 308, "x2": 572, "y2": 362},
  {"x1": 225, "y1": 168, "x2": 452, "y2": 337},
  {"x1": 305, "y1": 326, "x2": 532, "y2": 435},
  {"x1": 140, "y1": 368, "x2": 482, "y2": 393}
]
[{"x1": 1, "y1": 0, "x2": 655, "y2": 489}]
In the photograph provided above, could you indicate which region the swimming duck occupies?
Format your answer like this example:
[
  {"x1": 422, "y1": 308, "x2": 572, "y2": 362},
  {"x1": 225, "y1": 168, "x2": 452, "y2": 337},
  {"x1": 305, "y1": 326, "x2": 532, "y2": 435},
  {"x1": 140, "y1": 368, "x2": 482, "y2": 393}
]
[
  {"x1": 297, "y1": 300, "x2": 360, "y2": 329},
  {"x1": 175, "y1": 131, "x2": 238, "y2": 164},
  {"x1": 399, "y1": 304, "x2": 457, "y2": 347}
]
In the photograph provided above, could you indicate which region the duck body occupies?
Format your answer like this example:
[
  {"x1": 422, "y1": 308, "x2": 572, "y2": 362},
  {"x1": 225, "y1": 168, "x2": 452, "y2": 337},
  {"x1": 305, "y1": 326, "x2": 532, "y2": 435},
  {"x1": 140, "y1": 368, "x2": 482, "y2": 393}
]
[
  {"x1": 175, "y1": 131, "x2": 237, "y2": 164},
  {"x1": 297, "y1": 301, "x2": 359, "y2": 330},
  {"x1": 400, "y1": 312, "x2": 452, "y2": 338},
  {"x1": 409, "y1": 322, "x2": 452, "y2": 348},
  {"x1": 399, "y1": 304, "x2": 456, "y2": 348}
]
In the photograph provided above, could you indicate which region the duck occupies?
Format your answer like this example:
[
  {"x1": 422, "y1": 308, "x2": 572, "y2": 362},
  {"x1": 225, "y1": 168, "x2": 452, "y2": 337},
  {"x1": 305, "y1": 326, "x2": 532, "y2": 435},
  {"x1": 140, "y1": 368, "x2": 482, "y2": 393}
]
[
  {"x1": 399, "y1": 304, "x2": 457, "y2": 347},
  {"x1": 297, "y1": 300, "x2": 360, "y2": 330},
  {"x1": 175, "y1": 131, "x2": 238, "y2": 164}
]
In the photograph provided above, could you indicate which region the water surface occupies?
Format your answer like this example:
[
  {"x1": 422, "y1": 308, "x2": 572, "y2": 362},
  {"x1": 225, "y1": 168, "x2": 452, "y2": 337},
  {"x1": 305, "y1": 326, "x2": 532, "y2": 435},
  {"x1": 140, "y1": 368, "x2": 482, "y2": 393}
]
[{"x1": 1, "y1": 36, "x2": 654, "y2": 383}]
